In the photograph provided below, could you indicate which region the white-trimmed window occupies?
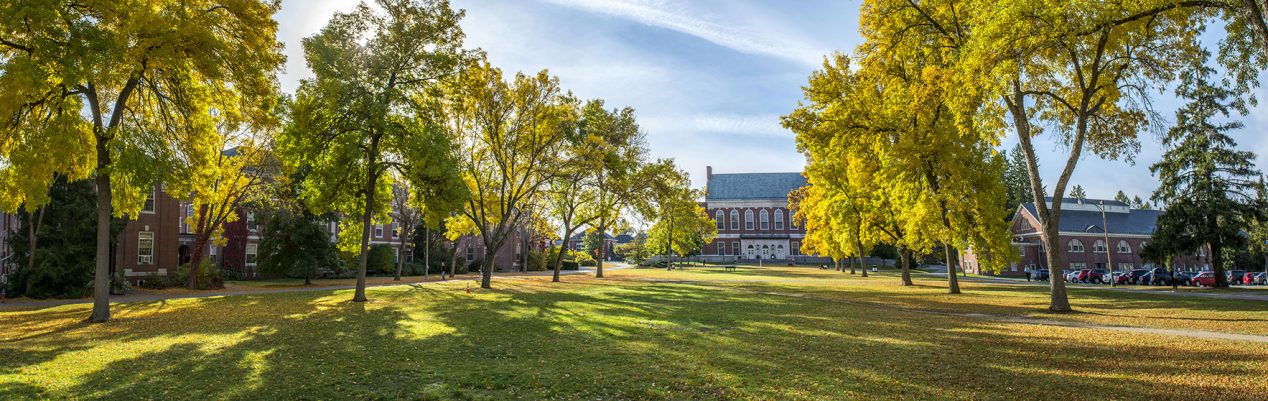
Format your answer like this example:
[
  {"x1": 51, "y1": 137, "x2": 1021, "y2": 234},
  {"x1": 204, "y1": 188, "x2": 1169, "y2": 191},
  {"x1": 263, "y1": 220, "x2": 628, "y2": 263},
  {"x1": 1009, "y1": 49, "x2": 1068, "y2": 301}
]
[
  {"x1": 1018, "y1": 245, "x2": 1025, "y2": 256},
  {"x1": 774, "y1": 210, "x2": 784, "y2": 230},
  {"x1": 1069, "y1": 262, "x2": 1087, "y2": 269},
  {"x1": 1068, "y1": 239, "x2": 1085, "y2": 253},
  {"x1": 729, "y1": 210, "x2": 739, "y2": 230},
  {"x1": 744, "y1": 210, "x2": 754, "y2": 230},
  {"x1": 1116, "y1": 240, "x2": 1131, "y2": 254},
  {"x1": 138, "y1": 232, "x2": 154, "y2": 264},
  {"x1": 715, "y1": 210, "x2": 725, "y2": 230},
  {"x1": 246, "y1": 212, "x2": 256, "y2": 231},
  {"x1": 375, "y1": 224, "x2": 384, "y2": 238},
  {"x1": 1093, "y1": 240, "x2": 1108, "y2": 253},
  {"x1": 466, "y1": 246, "x2": 475, "y2": 261},
  {"x1": 245, "y1": 243, "x2": 258, "y2": 266},
  {"x1": 142, "y1": 188, "x2": 156, "y2": 213},
  {"x1": 245, "y1": 241, "x2": 258, "y2": 266},
  {"x1": 746, "y1": 244, "x2": 755, "y2": 256},
  {"x1": 181, "y1": 203, "x2": 194, "y2": 233},
  {"x1": 718, "y1": 242, "x2": 726, "y2": 255},
  {"x1": 1118, "y1": 263, "x2": 1134, "y2": 270},
  {"x1": 759, "y1": 210, "x2": 769, "y2": 230},
  {"x1": 209, "y1": 244, "x2": 217, "y2": 256},
  {"x1": 732, "y1": 241, "x2": 740, "y2": 255}
]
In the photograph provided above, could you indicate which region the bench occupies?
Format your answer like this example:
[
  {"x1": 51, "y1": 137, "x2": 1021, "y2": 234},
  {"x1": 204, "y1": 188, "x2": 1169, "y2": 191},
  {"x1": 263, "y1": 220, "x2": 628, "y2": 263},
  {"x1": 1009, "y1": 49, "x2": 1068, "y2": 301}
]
[{"x1": 723, "y1": 265, "x2": 737, "y2": 272}]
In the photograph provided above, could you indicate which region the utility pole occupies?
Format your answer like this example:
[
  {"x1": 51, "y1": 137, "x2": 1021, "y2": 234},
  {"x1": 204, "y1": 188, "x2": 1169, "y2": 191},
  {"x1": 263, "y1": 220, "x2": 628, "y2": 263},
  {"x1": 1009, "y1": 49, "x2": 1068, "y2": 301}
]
[{"x1": 1100, "y1": 201, "x2": 1115, "y2": 287}]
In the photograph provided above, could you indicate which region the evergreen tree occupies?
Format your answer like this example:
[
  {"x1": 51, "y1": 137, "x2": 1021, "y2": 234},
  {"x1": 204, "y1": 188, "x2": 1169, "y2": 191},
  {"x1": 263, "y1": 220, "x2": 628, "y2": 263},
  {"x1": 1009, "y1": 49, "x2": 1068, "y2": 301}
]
[
  {"x1": 1114, "y1": 191, "x2": 1131, "y2": 205},
  {"x1": 5, "y1": 177, "x2": 123, "y2": 298},
  {"x1": 257, "y1": 210, "x2": 339, "y2": 285},
  {"x1": 1070, "y1": 185, "x2": 1088, "y2": 201},
  {"x1": 1150, "y1": 55, "x2": 1263, "y2": 288},
  {"x1": 1002, "y1": 144, "x2": 1033, "y2": 216}
]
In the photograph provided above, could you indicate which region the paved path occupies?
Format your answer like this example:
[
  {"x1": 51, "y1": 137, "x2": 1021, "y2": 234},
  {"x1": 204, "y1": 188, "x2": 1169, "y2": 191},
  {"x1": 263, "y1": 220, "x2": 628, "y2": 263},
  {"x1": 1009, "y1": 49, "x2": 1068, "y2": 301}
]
[
  {"x1": 0, "y1": 262, "x2": 633, "y2": 311},
  {"x1": 926, "y1": 272, "x2": 1268, "y2": 302},
  {"x1": 627, "y1": 277, "x2": 1268, "y2": 343}
]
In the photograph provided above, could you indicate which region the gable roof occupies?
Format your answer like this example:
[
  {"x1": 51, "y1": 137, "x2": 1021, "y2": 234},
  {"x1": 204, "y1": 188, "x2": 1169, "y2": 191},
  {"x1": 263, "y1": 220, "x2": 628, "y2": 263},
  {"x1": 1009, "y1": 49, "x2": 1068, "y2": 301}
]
[
  {"x1": 706, "y1": 172, "x2": 806, "y2": 201},
  {"x1": 1020, "y1": 202, "x2": 1161, "y2": 235}
]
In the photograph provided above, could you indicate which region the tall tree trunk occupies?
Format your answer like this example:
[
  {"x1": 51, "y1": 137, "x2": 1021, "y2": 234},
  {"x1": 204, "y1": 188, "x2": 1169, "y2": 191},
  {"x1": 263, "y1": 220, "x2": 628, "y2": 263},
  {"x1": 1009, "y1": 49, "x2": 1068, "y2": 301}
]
[
  {"x1": 1211, "y1": 242, "x2": 1228, "y2": 288},
  {"x1": 849, "y1": 256, "x2": 856, "y2": 274},
  {"x1": 394, "y1": 227, "x2": 406, "y2": 281},
  {"x1": 187, "y1": 205, "x2": 210, "y2": 289},
  {"x1": 1041, "y1": 223, "x2": 1070, "y2": 310},
  {"x1": 423, "y1": 226, "x2": 430, "y2": 280},
  {"x1": 551, "y1": 227, "x2": 575, "y2": 283},
  {"x1": 900, "y1": 247, "x2": 913, "y2": 286},
  {"x1": 89, "y1": 143, "x2": 113, "y2": 323},
  {"x1": 945, "y1": 245, "x2": 961, "y2": 294},
  {"x1": 481, "y1": 246, "x2": 494, "y2": 289},
  {"x1": 27, "y1": 205, "x2": 44, "y2": 274},
  {"x1": 595, "y1": 224, "x2": 606, "y2": 278},
  {"x1": 856, "y1": 240, "x2": 868, "y2": 278}
]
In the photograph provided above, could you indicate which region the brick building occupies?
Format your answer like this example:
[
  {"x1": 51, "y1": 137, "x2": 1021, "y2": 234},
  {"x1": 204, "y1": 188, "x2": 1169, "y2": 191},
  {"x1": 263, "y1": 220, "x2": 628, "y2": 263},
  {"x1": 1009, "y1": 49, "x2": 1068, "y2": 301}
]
[
  {"x1": 699, "y1": 167, "x2": 828, "y2": 263},
  {"x1": 961, "y1": 198, "x2": 1210, "y2": 277}
]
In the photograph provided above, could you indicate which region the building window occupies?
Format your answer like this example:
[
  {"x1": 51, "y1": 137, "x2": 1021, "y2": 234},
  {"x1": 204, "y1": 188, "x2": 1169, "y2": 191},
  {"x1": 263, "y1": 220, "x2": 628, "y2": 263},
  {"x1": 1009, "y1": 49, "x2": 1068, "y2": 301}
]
[
  {"x1": 209, "y1": 244, "x2": 217, "y2": 256},
  {"x1": 466, "y1": 246, "x2": 475, "y2": 261},
  {"x1": 759, "y1": 210, "x2": 769, "y2": 230},
  {"x1": 1018, "y1": 245, "x2": 1025, "y2": 256},
  {"x1": 1069, "y1": 262, "x2": 1087, "y2": 269},
  {"x1": 729, "y1": 210, "x2": 739, "y2": 230},
  {"x1": 245, "y1": 243, "x2": 258, "y2": 266},
  {"x1": 715, "y1": 210, "x2": 725, "y2": 230},
  {"x1": 732, "y1": 241, "x2": 740, "y2": 256},
  {"x1": 1116, "y1": 240, "x2": 1131, "y2": 254},
  {"x1": 138, "y1": 232, "x2": 154, "y2": 265},
  {"x1": 181, "y1": 203, "x2": 194, "y2": 234},
  {"x1": 774, "y1": 210, "x2": 784, "y2": 230},
  {"x1": 718, "y1": 241, "x2": 726, "y2": 255},
  {"x1": 744, "y1": 210, "x2": 754, "y2": 230},
  {"x1": 1068, "y1": 239, "x2": 1085, "y2": 253},
  {"x1": 142, "y1": 188, "x2": 156, "y2": 213},
  {"x1": 246, "y1": 212, "x2": 256, "y2": 231},
  {"x1": 747, "y1": 244, "x2": 755, "y2": 256},
  {"x1": 1118, "y1": 263, "x2": 1134, "y2": 270},
  {"x1": 1093, "y1": 240, "x2": 1107, "y2": 253},
  {"x1": 375, "y1": 224, "x2": 384, "y2": 238}
]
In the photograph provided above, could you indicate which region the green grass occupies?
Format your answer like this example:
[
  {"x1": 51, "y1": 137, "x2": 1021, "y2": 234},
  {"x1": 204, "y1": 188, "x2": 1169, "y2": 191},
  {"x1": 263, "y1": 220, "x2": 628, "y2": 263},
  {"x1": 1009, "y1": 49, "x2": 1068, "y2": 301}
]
[{"x1": 3, "y1": 266, "x2": 1267, "y2": 400}]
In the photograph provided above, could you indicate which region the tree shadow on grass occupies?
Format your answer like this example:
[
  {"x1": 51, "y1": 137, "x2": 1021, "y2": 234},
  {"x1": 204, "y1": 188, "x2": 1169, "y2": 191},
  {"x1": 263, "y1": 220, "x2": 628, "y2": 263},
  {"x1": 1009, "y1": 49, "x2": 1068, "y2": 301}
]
[{"x1": 3, "y1": 279, "x2": 1267, "y2": 400}]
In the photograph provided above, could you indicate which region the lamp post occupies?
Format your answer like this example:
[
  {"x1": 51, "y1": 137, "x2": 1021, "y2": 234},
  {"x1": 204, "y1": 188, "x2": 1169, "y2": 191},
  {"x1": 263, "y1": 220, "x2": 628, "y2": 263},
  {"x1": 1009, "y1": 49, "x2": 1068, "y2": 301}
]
[{"x1": 1100, "y1": 201, "x2": 1115, "y2": 287}]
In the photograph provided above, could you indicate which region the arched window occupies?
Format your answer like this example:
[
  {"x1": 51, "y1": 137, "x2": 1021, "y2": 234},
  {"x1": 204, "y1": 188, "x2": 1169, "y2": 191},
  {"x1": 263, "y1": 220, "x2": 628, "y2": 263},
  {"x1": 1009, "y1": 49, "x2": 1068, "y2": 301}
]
[
  {"x1": 1068, "y1": 239, "x2": 1085, "y2": 253},
  {"x1": 1093, "y1": 240, "x2": 1107, "y2": 253},
  {"x1": 747, "y1": 244, "x2": 755, "y2": 255},
  {"x1": 759, "y1": 210, "x2": 770, "y2": 230},
  {"x1": 744, "y1": 210, "x2": 754, "y2": 230},
  {"x1": 774, "y1": 209, "x2": 785, "y2": 230},
  {"x1": 1116, "y1": 240, "x2": 1131, "y2": 254},
  {"x1": 729, "y1": 210, "x2": 739, "y2": 230},
  {"x1": 715, "y1": 210, "x2": 725, "y2": 230}
]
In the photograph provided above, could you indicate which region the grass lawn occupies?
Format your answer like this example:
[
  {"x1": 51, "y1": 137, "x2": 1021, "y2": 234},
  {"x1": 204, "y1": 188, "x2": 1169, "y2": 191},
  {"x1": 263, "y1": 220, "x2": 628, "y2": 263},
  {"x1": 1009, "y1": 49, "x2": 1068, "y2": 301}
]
[{"x1": 3, "y1": 265, "x2": 1267, "y2": 400}]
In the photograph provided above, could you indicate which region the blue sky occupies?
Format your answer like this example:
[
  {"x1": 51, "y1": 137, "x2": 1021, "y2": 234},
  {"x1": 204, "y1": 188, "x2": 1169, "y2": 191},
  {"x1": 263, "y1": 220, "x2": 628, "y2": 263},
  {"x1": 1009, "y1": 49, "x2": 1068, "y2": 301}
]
[{"x1": 275, "y1": 0, "x2": 1268, "y2": 201}]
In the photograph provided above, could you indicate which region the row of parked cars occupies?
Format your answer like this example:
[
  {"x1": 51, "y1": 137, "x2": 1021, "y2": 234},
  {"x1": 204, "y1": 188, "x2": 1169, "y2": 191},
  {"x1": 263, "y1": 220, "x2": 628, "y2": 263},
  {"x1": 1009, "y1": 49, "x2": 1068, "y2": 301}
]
[{"x1": 1028, "y1": 268, "x2": 1268, "y2": 286}]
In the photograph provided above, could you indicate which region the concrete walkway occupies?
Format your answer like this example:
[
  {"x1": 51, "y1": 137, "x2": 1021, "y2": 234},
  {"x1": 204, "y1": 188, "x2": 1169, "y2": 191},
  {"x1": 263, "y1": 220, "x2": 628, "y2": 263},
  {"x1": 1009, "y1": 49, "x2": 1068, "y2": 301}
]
[
  {"x1": 926, "y1": 272, "x2": 1268, "y2": 302},
  {"x1": 0, "y1": 262, "x2": 632, "y2": 311}
]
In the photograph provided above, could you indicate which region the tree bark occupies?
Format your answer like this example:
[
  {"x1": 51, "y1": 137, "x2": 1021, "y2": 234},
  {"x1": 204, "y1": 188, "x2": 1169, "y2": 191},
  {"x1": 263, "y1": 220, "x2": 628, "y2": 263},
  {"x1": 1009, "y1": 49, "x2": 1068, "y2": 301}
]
[
  {"x1": 353, "y1": 155, "x2": 378, "y2": 302},
  {"x1": 945, "y1": 244, "x2": 961, "y2": 294},
  {"x1": 187, "y1": 205, "x2": 210, "y2": 290},
  {"x1": 900, "y1": 247, "x2": 913, "y2": 286},
  {"x1": 423, "y1": 226, "x2": 430, "y2": 280},
  {"x1": 856, "y1": 238, "x2": 868, "y2": 278},
  {"x1": 1042, "y1": 223, "x2": 1071, "y2": 311},
  {"x1": 595, "y1": 224, "x2": 606, "y2": 278},
  {"x1": 849, "y1": 256, "x2": 856, "y2": 274},
  {"x1": 551, "y1": 227, "x2": 576, "y2": 283},
  {"x1": 89, "y1": 141, "x2": 113, "y2": 323},
  {"x1": 1211, "y1": 242, "x2": 1228, "y2": 288},
  {"x1": 394, "y1": 226, "x2": 406, "y2": 281},
  {"x1": 481, "y1": 247, "x2": 494, "y2": 289}
]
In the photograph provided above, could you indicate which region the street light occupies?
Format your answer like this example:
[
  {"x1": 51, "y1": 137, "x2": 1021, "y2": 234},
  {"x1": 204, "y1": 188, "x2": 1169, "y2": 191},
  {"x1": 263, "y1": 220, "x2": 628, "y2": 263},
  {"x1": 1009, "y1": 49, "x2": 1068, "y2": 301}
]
[{"x1": 1099, "y1": 201, "x2": 1115, "y2": 287}]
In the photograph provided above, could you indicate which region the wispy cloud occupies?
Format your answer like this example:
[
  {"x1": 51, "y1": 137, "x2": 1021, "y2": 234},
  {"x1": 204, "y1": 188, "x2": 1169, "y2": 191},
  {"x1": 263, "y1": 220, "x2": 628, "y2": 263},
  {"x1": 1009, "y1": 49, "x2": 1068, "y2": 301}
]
[
  {"x1": 539, "y1": 0, "x2": 823, "y2": 66},
  {"x1": 690, "y1": 113, "x2": 790, "y2": 137}
]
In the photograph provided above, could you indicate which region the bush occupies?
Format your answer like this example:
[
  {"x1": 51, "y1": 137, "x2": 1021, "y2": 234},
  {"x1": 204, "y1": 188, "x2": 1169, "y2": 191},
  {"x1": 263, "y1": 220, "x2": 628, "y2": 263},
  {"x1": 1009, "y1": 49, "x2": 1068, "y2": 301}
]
[
  {"x1": 176, "y1": 260, "x2": 224, "y2": 290},
  {"x1": 366, "y1": 244, "x2": 396, "y2": 274},
  {"x1": 569, "y1": 249, "x2": 597, "y2": 267},
  {"x1": 527, "y1": 250, "x2": 547, "y2": 271},
  {"x1": 562, "y1": 261, "x2": 580, "y2": 271},
  {"x1": 466, "y1": 258, "x2": 484, "y2": 273},
  {"x1": 110, "y1": 271, "x2": 130, "y2": 295}
]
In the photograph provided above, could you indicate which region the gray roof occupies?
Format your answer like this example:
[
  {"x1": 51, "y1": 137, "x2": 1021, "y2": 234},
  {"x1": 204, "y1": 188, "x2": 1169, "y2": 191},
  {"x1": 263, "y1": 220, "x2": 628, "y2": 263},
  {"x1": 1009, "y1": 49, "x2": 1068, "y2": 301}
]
[
  {"x1": 706, "y1": 172, "x2": 806, "y2": 201},
  {"x1": 1043, "y1": 197, "x2": 1130, "y2": 208},
  {"x1": 1021, "y1": 202, "x2": 1160, "y2": 235}
]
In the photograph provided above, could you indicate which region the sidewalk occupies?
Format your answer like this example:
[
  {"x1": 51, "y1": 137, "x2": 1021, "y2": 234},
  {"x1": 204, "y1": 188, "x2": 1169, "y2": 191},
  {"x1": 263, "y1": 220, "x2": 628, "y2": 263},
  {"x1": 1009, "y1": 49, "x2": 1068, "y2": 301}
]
[{"x1": 0, "y1": 262, "x2": 632, "y2": 311}]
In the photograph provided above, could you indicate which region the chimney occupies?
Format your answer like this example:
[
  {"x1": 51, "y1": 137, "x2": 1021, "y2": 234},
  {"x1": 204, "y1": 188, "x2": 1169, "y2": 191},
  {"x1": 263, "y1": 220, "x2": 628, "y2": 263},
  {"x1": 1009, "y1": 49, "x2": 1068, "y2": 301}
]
[{"x1": 706, "y1": 165, "x2": 713, "y2": 180}]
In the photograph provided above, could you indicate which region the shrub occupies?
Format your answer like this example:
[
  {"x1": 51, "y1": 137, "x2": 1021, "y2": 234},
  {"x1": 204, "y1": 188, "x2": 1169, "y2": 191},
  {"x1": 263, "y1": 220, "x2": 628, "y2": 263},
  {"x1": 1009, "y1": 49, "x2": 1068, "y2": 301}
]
[
  {"x1": 366, "y1": 244, "x2": 396, "y2": 274},
  {"x1": 467, "y1": 258, "x2": 484, "y2": 273},
  {"x1": 569, "y1": 249, "x2": 596, "y2": 267},
  {"x1": 562, "y1": 261, "x2": 580, "y2": 271},
  {"x1": 527, "y1": 250, "x2": 547, "y2": 271},
  {"x1": 176, "y1": 260, "x2": 224, "y2": 290}
]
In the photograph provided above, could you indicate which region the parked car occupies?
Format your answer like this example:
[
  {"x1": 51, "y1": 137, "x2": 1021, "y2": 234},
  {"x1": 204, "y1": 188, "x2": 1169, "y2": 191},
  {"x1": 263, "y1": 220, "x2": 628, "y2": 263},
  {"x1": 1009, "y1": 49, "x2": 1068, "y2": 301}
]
[
  {"x1": 1191, "y1": 271, "x2": 1217, "y2": 287},
  {"x1": 1121, "y1": 269, "x2": 1148, "y2": 285},
  {"x1": 1172, "y1": 271, "x2": 1195, "y2": 286},
  {"x1": 1251, "y1": 272, "x2": 1267, "y2": 285},
  {"x1": 1108, "y1": 271, "x2": 1133, "y2": 285},
  {"x1": 1029, "y1": 269, "x2": 1050, "y2": 281},
  {"x1": 1064, "y1": 270, "x2": 1082, "y2": 283},
  {"x1": 1141, "y1": 268, "x2": 1174, "y2": 286},
  {"x1": 1240, "y1": 272, "x2": 1258, "y2": 285},
  {"x1": 1073, "y1": 269, "x2": 1096, "y2": 283},
  {"x1": 1084, "y1": 269, "x2": 1108, "y2": 284},
  {"x1": 1227, "y1": 270, "x2": 1247, "y2": 285}
]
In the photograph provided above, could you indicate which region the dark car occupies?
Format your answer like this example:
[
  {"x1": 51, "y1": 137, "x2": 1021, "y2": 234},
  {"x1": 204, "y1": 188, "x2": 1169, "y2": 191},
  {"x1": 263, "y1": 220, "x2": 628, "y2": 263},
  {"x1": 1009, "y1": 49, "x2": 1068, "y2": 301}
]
[
  {"x1": 1227, "y1": 270, "x2": 1247, "y2": 285},
  {"x1": 1029, "y1": 269, "x2": 1050, "y2": 281},
  {"x1": 1126, "y1": 269, "x2": 1149, "y2": 285},
  {"x1": 1141, "y1": 268, "x2": 1173, "y2": 286},
  {"x1": 1172, "y1": 271, "x2": 1196, "y2": 286}
]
